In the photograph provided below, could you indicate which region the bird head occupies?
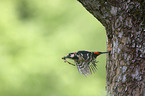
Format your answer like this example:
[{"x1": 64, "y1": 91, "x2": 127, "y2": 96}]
[{"x1": 62, "y1": 52, "x2": 78, "y2": 60}]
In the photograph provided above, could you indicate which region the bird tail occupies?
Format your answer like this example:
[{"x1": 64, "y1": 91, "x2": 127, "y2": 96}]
[
  {"x1": 98, "y1": 48, "x2": 111, "y2": 54},
  {"x1": 99, "y1": 51, "x2": 110, "y2": 54}
]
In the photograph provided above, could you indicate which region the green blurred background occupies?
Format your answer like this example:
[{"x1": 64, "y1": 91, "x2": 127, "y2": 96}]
[{"x1": 0, "y1": 0, "x2": 107, "y2": 96}]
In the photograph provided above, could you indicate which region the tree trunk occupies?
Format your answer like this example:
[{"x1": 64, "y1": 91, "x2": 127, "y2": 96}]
[{"x1": 78, "y1": 0, "x2": 145, "y2": 95}]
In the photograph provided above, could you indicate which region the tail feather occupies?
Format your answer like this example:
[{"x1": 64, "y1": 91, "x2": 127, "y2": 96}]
[{"x1": 99, "y1": 50, "x2": 111, "y2": 54}]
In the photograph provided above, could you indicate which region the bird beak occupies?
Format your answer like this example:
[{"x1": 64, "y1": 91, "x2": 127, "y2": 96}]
[
  {"x1": 62, "y1": 55, "x2": 69, "y2": 59},
  {"x1": 62, "y1": 56, "x2": 65, "y2": 59}
]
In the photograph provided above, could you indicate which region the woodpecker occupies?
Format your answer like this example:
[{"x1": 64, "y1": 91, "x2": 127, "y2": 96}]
[{"x1": 62, "y1": 50, "x2": 110, "y2": 76}]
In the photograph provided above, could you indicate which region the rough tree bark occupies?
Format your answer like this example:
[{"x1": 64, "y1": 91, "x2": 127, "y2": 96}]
[{"x1": 78, "y1": 0, "x2": 145, "y2": 96}]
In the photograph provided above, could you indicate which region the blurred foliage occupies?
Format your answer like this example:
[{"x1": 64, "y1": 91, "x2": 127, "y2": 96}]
[{"x1": 0, "y1": 0, "x2": 107, "y2": 96}]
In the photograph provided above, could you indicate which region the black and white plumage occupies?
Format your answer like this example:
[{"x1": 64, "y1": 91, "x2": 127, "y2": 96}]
[{"x1": 62, "y1": 50, "x2": 109, "y2": 76}]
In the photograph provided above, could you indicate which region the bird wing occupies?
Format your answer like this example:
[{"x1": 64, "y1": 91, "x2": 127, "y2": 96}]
[{"x1": 75, "y1": 60, "x2": 97, "y2": 76}]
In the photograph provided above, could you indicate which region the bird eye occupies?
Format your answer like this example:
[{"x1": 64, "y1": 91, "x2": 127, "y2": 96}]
[{"x1": 70, "y1": 54, "x2": 74, "y2": 57}]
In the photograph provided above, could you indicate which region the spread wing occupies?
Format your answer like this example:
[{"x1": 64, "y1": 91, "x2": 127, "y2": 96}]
[{"x1": 75, "y1": 60, "x2": 97, "y2": 76}]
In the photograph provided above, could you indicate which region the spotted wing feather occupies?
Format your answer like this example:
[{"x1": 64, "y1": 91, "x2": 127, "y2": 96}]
[{"x1": 75, "y1": 60, "x2": 97, "y2": 76}]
